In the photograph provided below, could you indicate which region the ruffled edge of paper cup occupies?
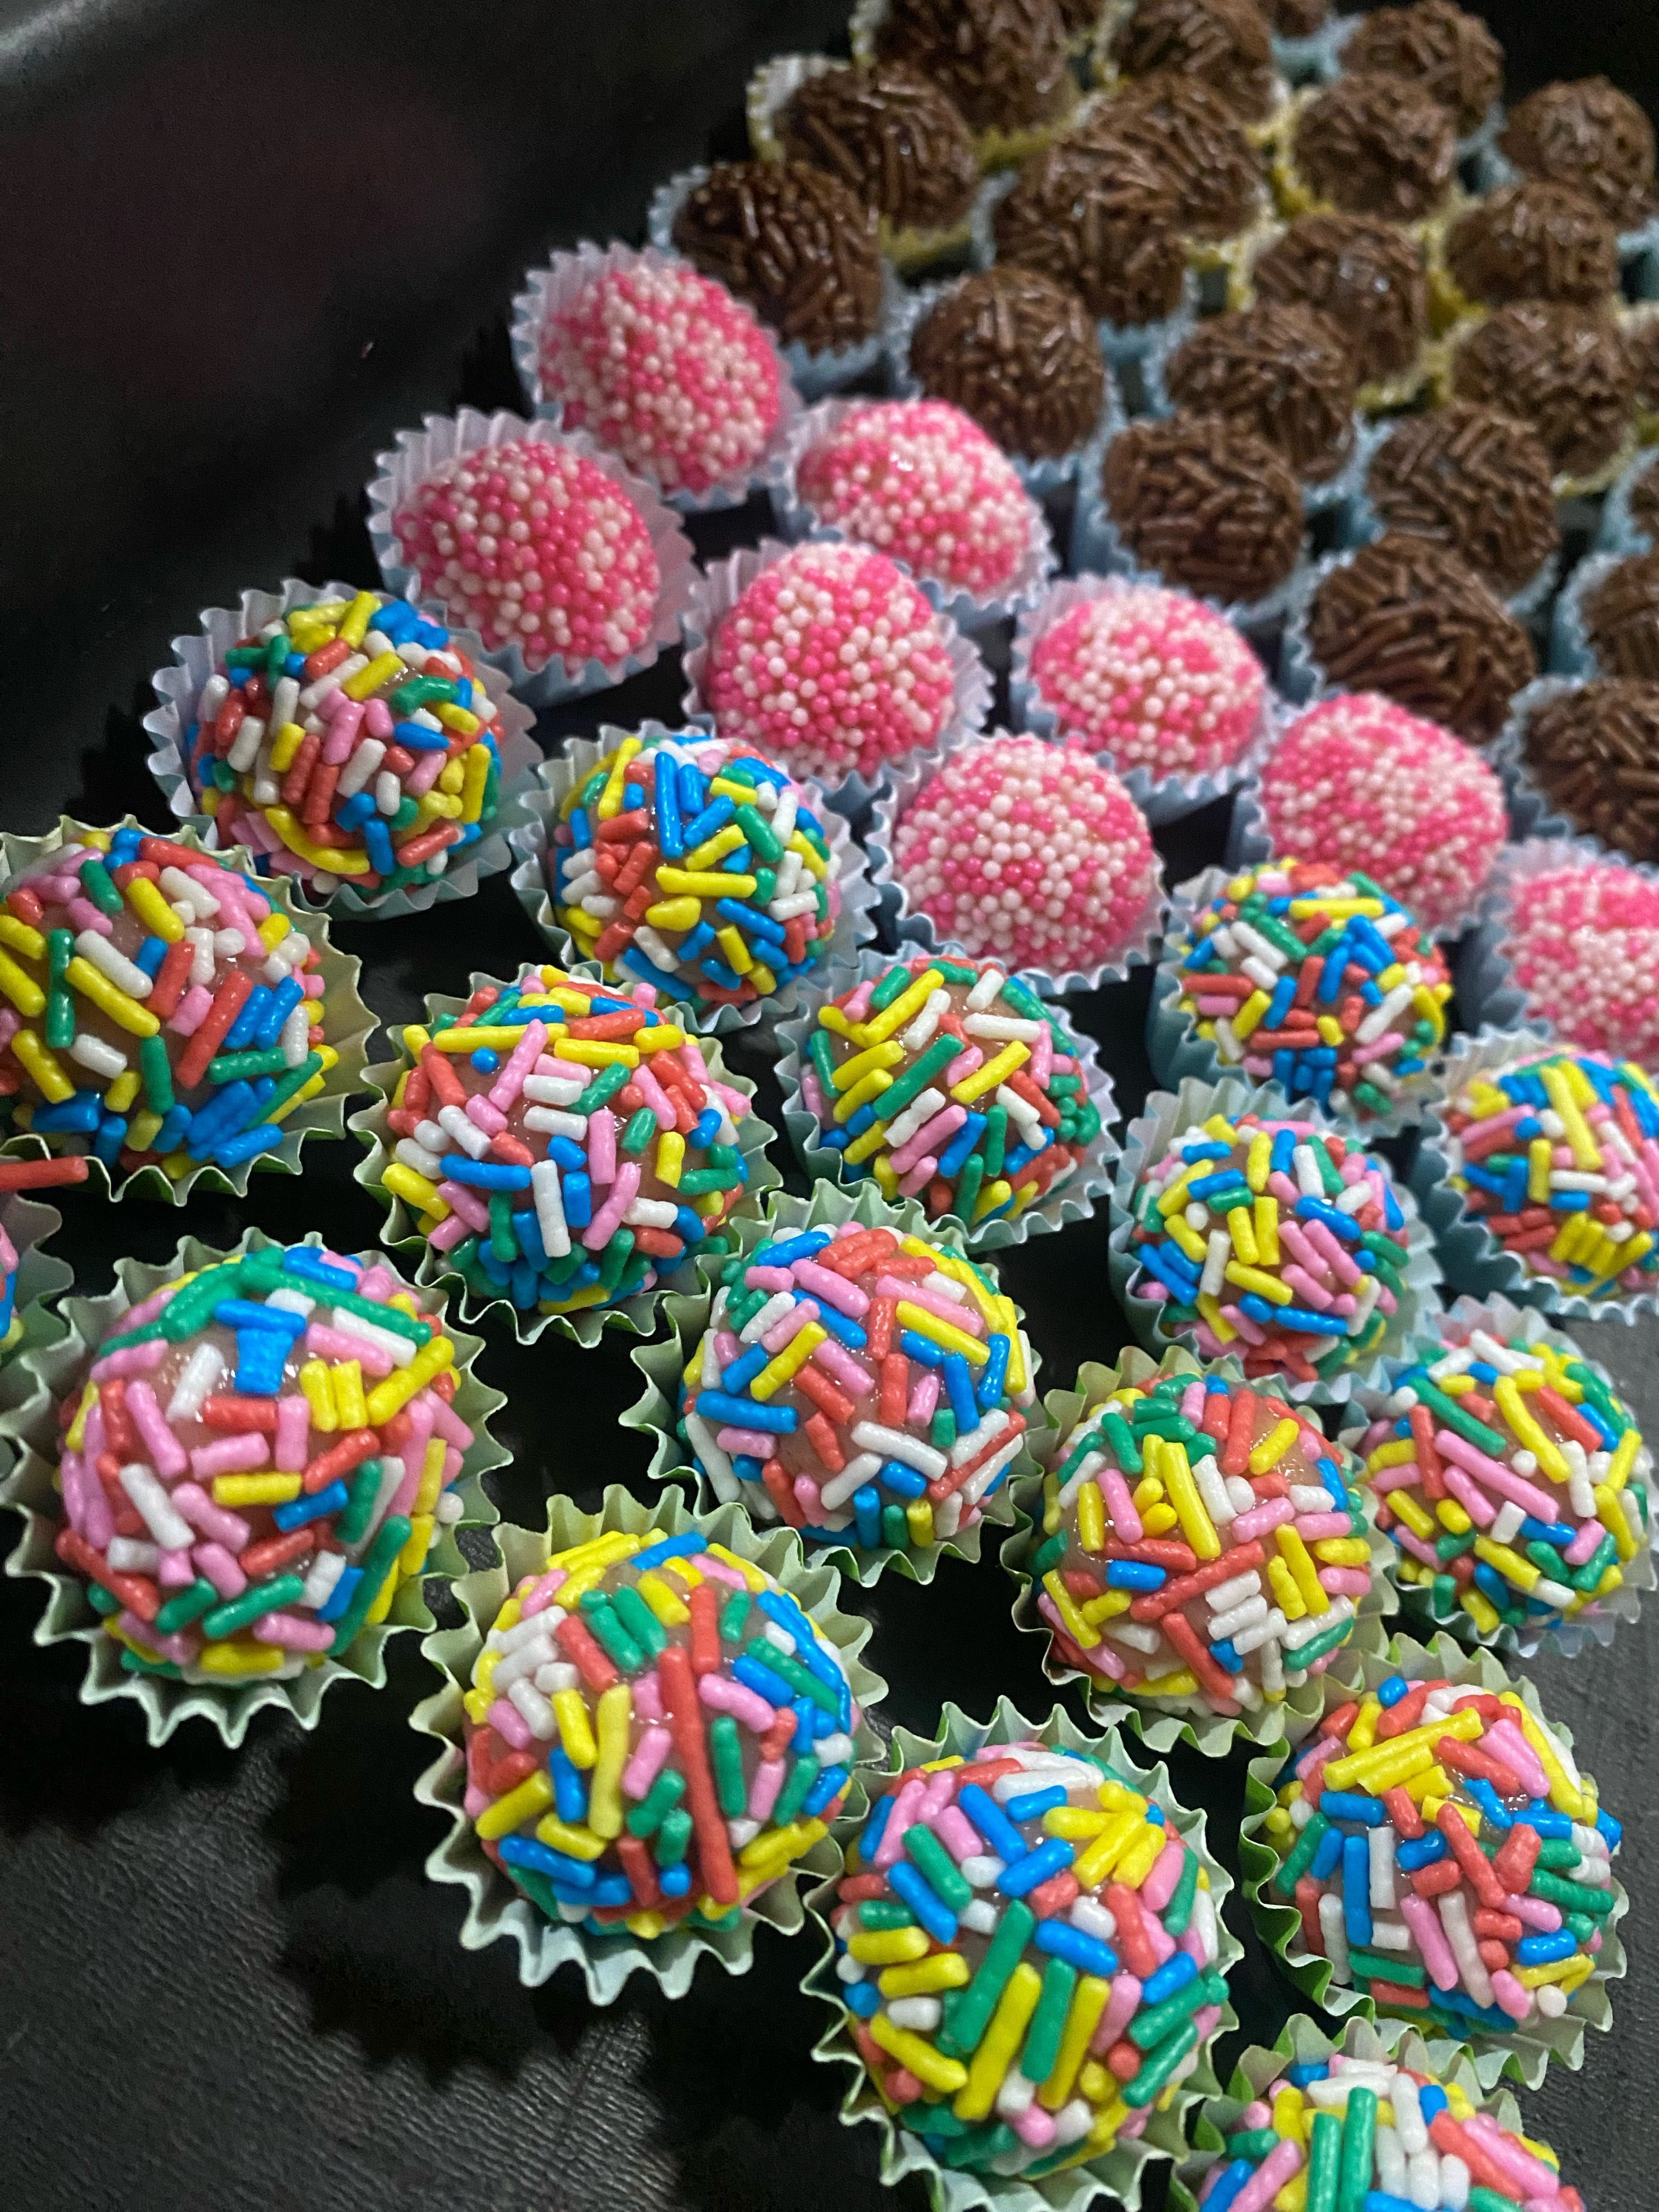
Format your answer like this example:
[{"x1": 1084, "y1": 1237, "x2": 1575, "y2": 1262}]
[
  {"x1": 0, "y1": 1191, "x2": 74, "y2": 1377},
  {"x1": 1595, "y1": 440, "x2": 1659, "y2": 556}
]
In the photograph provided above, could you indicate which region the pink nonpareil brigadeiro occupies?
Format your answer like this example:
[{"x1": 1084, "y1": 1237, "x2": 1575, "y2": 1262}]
[
  {"x1": 1255, "y1": 693, "x2": 1508, "y2": 934},
  {"x1": 1499, "y1": 855, "x2": 1659, "y2": 1066}
]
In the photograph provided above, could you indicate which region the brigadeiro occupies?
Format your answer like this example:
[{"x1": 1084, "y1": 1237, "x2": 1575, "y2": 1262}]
[
  {"x1": 777, "y1": 62, "x2": 980, "y2": 245},
  {"x1": 1520, "y1": 681, "x2": 1659, "y2": 864},
  {"x1": 1582, "y1": 551, "x2": 1659, "y2": 679},
  {"x1": 1500, "y1": 76, "x2": 1657, "y2": 233},
  {"x1": 1248, "y1": 215, "x2": 1429, "y2": 393},
  {"x1": 669, "y1": 161, "x2": 884, "y2": 357},
  {"x1": 905, "y1": 267, "x2": 1107, "y2": 461},
  {"x1": 1159, "y1": 302, "x2": 1359, "y2": 486},
  {"x1": 1289, "y1": 72, "x2": 1456, "y2": 222},
  {"x1": 1340, "y1": 0, "x2": 1503, "y2": 138},
  {"x1": 992, "y1": 136, "x2": 1189, "y2": 331},
  {"x1": 1075, "y1": 74, "x2": 1265, "y2": 243},
  {"x1": 1450, "y1": 302, "x2": 1635, "y2": 486},
  {"x1": 1105, "y1": 0, "x2": 1280, "y2": 127},
  {"x1": 1362, "y1": 404, "x2": 1560, "y2": 601},
  {"x1": 869, "y1": 0, "x2": 1074, "y2": 142},
  {"x1": 1268, "y1": 0, "x2": 1329, "y2": 32},
  {"x1": 1443, "y1": 180, "x2": 1619, "y2": 308},
  {"x1": 1492, "y1": 847, "x2": 1659, "y2": 1066},
  {"x1": 1098, "y1": 414, "x2": 1305, "y2": 609}
]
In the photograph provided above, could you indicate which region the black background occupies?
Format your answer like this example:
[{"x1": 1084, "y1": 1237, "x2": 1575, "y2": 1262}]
[{"x1": 2, "y1": 4, "x2": 1658, "y2": 2209}]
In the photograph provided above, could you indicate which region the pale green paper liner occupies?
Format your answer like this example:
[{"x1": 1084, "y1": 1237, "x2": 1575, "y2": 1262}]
[
  {"x1": 622, "y1": 1180, "x2": 1041, "y2": 1587},
  {"x1": 800, "y1": 1695, "x2": 1242, "y2": 2212},
  {"x1": 347, "y1": 963, "x2": 781, "y2": 1347},
  {"x1": 0, "y1": 1228, "x2": 507, "y2": 1748},
  {"x1": 1000, "y1": 1345, "x2": 1392, "y2": 1761},
  {"x1": 1238, "y1": 1627, "x2": 1628, "y2": 2090},
  {"x1": 0, "y1": 1190, "x2": 74, "y2": 1376},
  {"x1": 409, "y1": 1484, "x2": 887, "y2": 2003},
  {"x1": 0, "y1": 815, "x2": 376, "y2": 1205}
]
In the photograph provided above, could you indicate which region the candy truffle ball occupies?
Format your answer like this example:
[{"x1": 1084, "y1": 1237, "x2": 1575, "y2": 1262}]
[
  {"x1": 908, "y1": 268, "x2": 1107, "y2": 460},
  {"x1": 1363, "y1": 406, "x2": 1560, "y2": 599},
  {"x1": 538, "y1": 259, "x2": 785, "y2": 499},
  {"x1": 1263, "y1": 1664, "x2": 1622, "y2": 2038},
  {"x1": 1099, "y1": 415, "x2": 1305, "y2": 607},
  {"x1": 799, "y1": 952, "x2": 1109, "y2": 1233},
  {"x1": 1521, "y1": 680, "x2": 1659, "y2": 862},
  {"x1": 0, "y1": 825, "x2": 343, "y2": 1176},
  {"x1": 828, "y1": 1737, "x2": 1227, "y2": 2170},
  {"x1": 1303, "y1": 536, "x2": 1537, "y2": 744},
  {"x1": 1501, "y1": 76, "x2": 1657, "y2": 232},
  {"x1": 1342, "y1": 0, "x2": 1503, "y2": 136},
  {"x1": 390, "y1": 435, "x2": 663, "y2": 675},
  {"x1": 1291, "y1": 72, "x2": 1456, "y2": 222},
  {"x1": 463, "y1": 1528, "x2": 862, "y2": 1935},
  {"x1": 1257, "y1": 694, "x2": 1507, "y2": 932},
  {"x1": 669, "y1": 161, "x2": 885, "y2": 356},
  {"x1": 1439, "y1": 1046, "x2": 1659, "y2": 1299},
  {"x1": 1498, "y1": 854, "x2": 1659, "y2": 1064},
  {"x1": 549, "y1": 731, "x2": 843, "y2": 1014},
  {"x1": 1250, "y1": 215, "x2": 1429, "y2": 391},
  {"x1": 992, "y1": 137, "x2": 1188, "y2": 330},
  {"x1": 1173, "y1": 860, "x2": 1453, "y2": 1122},
  {"x1": 1583, "y1": 550, "x2": 1659, "y2": 679},
  {"x1": 52, "y1": 1240, "x2": 474, "y2": 1682},
  {"x1": 779, "y1": 62, "x2": 979, "y2": 239},
  {"x1": 874, "y1": 0, "x2": 1073, "y2": 137},
  {"x1": 1444, "y1": 181, "x2": 1620, "y2": 309},
  {"x1": 1107, "y1": 0, "x2": 1279, "y2": 126},
  {"x1": 1163, "y1": 303, "x2": 1359, "y2": 485},
  {"x1": 1077, "y1": 75, "x2": 1263, "y2": 242},
  {"x1": 889, "y1": 735, "x2": 1159, "y2": 977},
  {"x1": 793, "y1": 398, "x2": 1043, "y2": 606},
  {"x1": 1025, "y1": 584, "x2": 1266, "y2": 779},
  {"x1": 1451, "y1": 303, "x2": 1635, "y2": 483}
]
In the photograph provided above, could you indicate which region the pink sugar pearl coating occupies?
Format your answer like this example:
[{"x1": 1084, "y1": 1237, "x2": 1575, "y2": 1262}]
[
  {"x1": 703, "y1": 542, "x2": 957, "y2": 786},
  {"x1": 1027, "y1": 585, "x2": 1267, "y2": 776},
  {"x1": 392, "y1": 438, "x2": 661, "y2": 673},
  {"x1": 1258, "y1": 692, "x2": 1508, "y2": 933},
  {"x1": 891, "y1": 733, "x2": 1160, "y2": 974},
  {"x1": 1503, "y1": 860, "x2": 1659, "y2": 1064},
  {"x1": 539, "y1": 263, "x2": 784, "y2": 496},
  {"x1": 794, "y1": 398, "x2": 1040, "y2": 601}
]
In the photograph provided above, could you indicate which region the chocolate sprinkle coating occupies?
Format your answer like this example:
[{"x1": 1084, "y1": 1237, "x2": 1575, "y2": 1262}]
[
  {"x1": 909, "y1": 266, "x2": 1106, "y2": 456},
  {"x1": 1305, "y1": 533, "x2": 1537, "y2": 742},
  {"x1": 994, "y1": 136, "x2": 1187, "y2": 326},
  {"x1": 1584, "y1": 551, "x2": 1659, "y2": 681},
  {"x1": 1108, "y1": 0, "x2": 1278, "y2": 125},
  {"x1": 876, "y1": 0, "x2": 1073, "y2": 135},
  {"x1": 779, "y1": 63, "x2": 980, "y2": 237},
  {"x1": 1101, "y1": 411, "x2": 1304, "y2": 602},
  {"x1": 1444, "y1": 180, "x2": 1620, "y2": 308},
  {"x1": 1293, "y1": 71, "x2": 1456, "y2": 221},
  {"x1": 671, "y1": 161, "x2": 883, "y2": 353},
  {"x1": 1056, "y1": 0, "x2": 1104, "y2": 30},
  {"x1": 1502, "y1": 77, "x2": 1657, "y2": 232},
  {"x1": 1251, "y1": 213, "x2": 1427, "y2": 386},
  {"x1": 1074, "y1": 75, "x2": 1263, "y2": 241},
  {"x1": 1267, "y1": 0, "x2": 1329, "y2": 31},
  {"x1": 1164, "y1": 300, "x2": 1358, "y2": 482},
  {"x1": 1629, "y1": 317, "x2": 1659, "y2": 417},
  {"x1": 1522, "y1": 679, "x2": 1659, "y2": 862},
  {"x1": 1633, "y1": 458, "x2": 1659, "y2": 543},
  {"x1": 1452, "y1": 301, "x2": 1635, "y2": 482},
  {"x1": 1365, "y1": 404, "x2": 1559, "y2": 596},
  {"x1": 1342, "y1": 0, "x2": 1503, "y2": 136}
]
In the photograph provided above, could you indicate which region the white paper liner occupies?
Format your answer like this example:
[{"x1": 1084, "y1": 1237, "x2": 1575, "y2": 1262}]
[
  {"x1": 1222, "y1": 212, "x2": 1437, "y2": 414},
  {"x1": 505, "y1": 720, "x2": 880, "y2": 1041},
  {"x1": 1472, "y1": 141, "x2": 1659, "y2": 274},
  {"x1": 679, "y1": 534, "x2": 993, "y2": 817},
  {"x1": 410, "y1": 1486, "x2": 886, "y2": 2002},
  {"x1": 1422, "y1": 313, "x2": 1643, "y2": 503},
  {"x1": 850, "y1": 0, "x2": 1082, "y2": 172},
  {"x1": 0, "y1": 1190, "x2": 72, "y2": 1377},
  {"x1": 772, "y1": 946, "x2": 1121, "y2": 1255},
  {"x1": 1453, "y1": 830, "x2": 1659, "y2": 1047},
  {"x1": 1490, "y1": 674, "x2": 1632, "y2": 851},
  {"x1": 1238, "y1": 1628, "x2": 1628, "y2": 2091},
  {"x1": 1269, "y1": 82, "x2": 1466, "y2": 229},
  {"x1": 769, "y1": 395, "x2": 1060, "y2": 637},
  {"x1": 0, "y1": 1228, "x2": 507, "y2": 1748},
  {"x1": 800, "y1": 1695, "x2": 1240, "y2": 2212},
  {"x1": 507, "y1": 239, "x2": 804, "y2": 514},
  {"x1": 862, "y1": 727, "x2": 1170, "y2": 997},
  {"x1": 1596, "y1": 441, "x2": 1659, "y2": 557},
  {"x1": 1108, "y1": 1072, "x2": 1443, "y2": 1404},
  {"x1": 364, "y1": 408, "x2": 698, "y2": 710},
  {"x1": 1336, "y1": 1290, "x2": 1657, "y2": 1659},
  {"x1": 143, "y1": 576, "x2": 539, "y2": 923}
]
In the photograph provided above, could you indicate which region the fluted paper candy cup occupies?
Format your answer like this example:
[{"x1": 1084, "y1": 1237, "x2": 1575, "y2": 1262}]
[
  {"x1": 0, "y1": 1183, "x2": 74, "y2": 1375},
  {"x1": 1596, "y1": 443, "x2": 1659, "y2": 557}
]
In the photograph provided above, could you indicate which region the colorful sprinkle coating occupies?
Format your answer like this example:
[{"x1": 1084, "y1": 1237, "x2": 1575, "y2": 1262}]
[
  {"x1": 830, "y1": 1738, "x2": 1226, "y2": 2176},
  {"x1": 1127, "y1": 1111, "x2": 1413, "y2": 1383},
  {"x1": 1263, "y1": 1669, "x2": 1620, "y2": 2040},
  {"x1": 377, "y1": 963, "x2": 757, "y2": 1318},
  {"x1": 703, "y1": 542, "x2": 958, "y2": 787},
  {"x1": 676, "y1": 1217, "x2": 1035, "y2": 1556},
  {"x1": 1200, "y1": 2048, "x2": 1583, "y2": 2212},
  {"x1": 1499, "y1": 856, "x2": 1659, "y2": 1065},
  {"x1": 794, "y1": 398, "x2": 1042, "y2": 602},
  {"x1": 1025, "y1": 585, "x2": 1266, "y2": 780},
  {"x1": 539, "y1": 261, "x2": 786, "y2": 498},
  {"x1": 462, "y1": 1527, "x2": 860, "y2": 1939},
  {"x1": 549, "y1": 731, "x2": 842, "y2": 1013},
  {"x1": 183, "y1": 590, "x2": 504, "y2": 900},
  {"x1": 51, "y1": 1240, "x2": 473, "y2": 1682},
  {"x1": 1438, "y1": 1047, "x2": 1659, "y2": 1299},
  {"x1": 800, "y1": 953, "x2": 1107, "y2": 1234},
  {"x1": 0, "y1": 826, "x2": 340, "y2": 1180},
  {"x1": 1256, "y1": 695, "x2": 1508, "y2": 934},
  {"x1": 890, "y1": 735, "x2": 1159, "y2": 977},
  {"x1": 1031, "y1": 1369, "x2": 1374, "y2": 1719},
  {"x1": 0, "y1": 1155, "x2": 87, "y2": 1353},
  {"x1": 391, "y1": 436, "x2": 661, "y2": 673},
  {"x1": 1173, "y1": 860, "x2": 1453, "y2": 1124},
  {"x1": 1359, "y1": 1324, "x2": 1651, "y2": 1644}
]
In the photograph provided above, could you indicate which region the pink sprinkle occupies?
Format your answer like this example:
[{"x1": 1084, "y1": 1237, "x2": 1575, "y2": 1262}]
[{"x1": 256, "y1": 1611, "x2": 334, "y2": 1650}]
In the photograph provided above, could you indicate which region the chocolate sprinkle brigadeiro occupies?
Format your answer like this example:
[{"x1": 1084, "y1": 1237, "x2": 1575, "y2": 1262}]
[
  {"x1": 875, "y1": 0, "x2": 1073, "y2": 136},
  {"x1": 1292, "y1": 72, "x2": 1456, "y2": 222},
  {"x1": 1501, "y1": 77, "x2": 1657, "y2": 232},
  {"x1": 671, "y1": 162, "x2": 883, "y2": 353},
  {"x1": 994, "y1": 136, "x2": 1187, "y2": 326},
  {"x1": 909, "y1": 267, "x2": 1105, "y2": 456},
  {"x1": 780, "y1": 64, "x2": 980, "y2": 237},
  {"x1": 1268, "y1": 0, "x2": 1329, "y2": 33},
  {"x1": 1164, "y1": 301, "x2": 1358, "y2": 483},
  {"x1": 1108, "y1": 0, "x2": 1279, "y2": 126},
  {"x1": 1101, "y1": 413, "x2": 1304, "y2": 603},
  {"x1": 1342, "y1": 0, "x2": 1503, "y2": 137},
  {"x1": 1365, "y1": 404, "x2": 1559, "y2": 597},
  {"x1": 1522, "y1": 681, "x2": 1659, "y2": 863},
  {"x1": 1250, "y1": 214, "x2": 1427, "y2": 386},
  {"x1": 1452, "y1": 302, "x2": 1635, "y2": 482},
  {"x1": 1304, "y1": 533, "x2": 1537, "y2": 743},
  {"x1": 1076, "y1": 75, "x2": 1263, "y2": 241},
  {"x1": 1584, "y1": 552, "x2": 1659, "y2": 680},
  {"x1": 1444, "y1": 181, "x2": 1619, "y2": 308}
]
